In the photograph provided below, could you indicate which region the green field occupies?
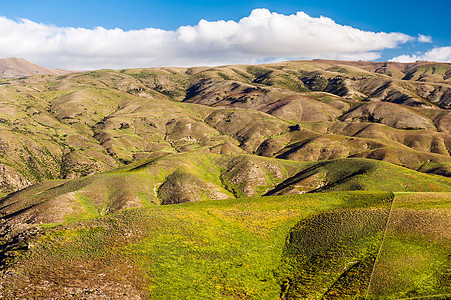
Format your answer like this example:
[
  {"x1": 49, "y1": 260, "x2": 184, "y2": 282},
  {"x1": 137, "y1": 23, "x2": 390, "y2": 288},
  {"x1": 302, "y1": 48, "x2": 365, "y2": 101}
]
[{"x1": 1, "y1": 191, "x2": 450, "y2": 299}]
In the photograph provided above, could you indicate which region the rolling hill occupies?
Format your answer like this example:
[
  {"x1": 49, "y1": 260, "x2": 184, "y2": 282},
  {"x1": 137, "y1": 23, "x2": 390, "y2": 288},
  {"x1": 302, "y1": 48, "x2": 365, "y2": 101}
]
[{"x1": 0, "y1": 59, "x2": 450, "y2": 299}]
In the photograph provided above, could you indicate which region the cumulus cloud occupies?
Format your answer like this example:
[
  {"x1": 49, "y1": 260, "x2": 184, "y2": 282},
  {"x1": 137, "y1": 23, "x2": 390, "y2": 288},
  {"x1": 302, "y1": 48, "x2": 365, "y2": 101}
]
[
  {"x1": 418, "y1": 34, "x2": 432, "y2": 43},
  {"x1": 390, "y1": 46, "x2": 451, "y2": 63},
  {"x1": 0, "y1": 9, "x2": 413, "y2": 69}
]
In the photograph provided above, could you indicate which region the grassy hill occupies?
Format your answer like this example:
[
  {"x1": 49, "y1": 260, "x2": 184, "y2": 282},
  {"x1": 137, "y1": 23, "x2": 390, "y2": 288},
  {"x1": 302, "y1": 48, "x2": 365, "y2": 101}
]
[
  {"x1": 1, "y1": 191, "x2": 450, "y2": 299},
  {"x1": 1, "y1": 153, "x2": 450, "y2": 230},
  {"x1": 0, "y1": 59, "x2": 450, "y2": 299}
]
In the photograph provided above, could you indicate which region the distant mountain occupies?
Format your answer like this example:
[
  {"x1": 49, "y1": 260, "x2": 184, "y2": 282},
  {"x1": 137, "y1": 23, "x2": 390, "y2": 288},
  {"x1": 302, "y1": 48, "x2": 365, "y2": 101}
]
[{"x1": 0, "y1": 57, "x2": 71, "y2": 78}]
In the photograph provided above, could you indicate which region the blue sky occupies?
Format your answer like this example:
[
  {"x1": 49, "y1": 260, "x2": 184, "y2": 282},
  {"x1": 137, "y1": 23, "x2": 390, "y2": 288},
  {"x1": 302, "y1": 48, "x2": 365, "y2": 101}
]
[{"x1": 0, "y1": 0, "x2": 449, "y2": 69}]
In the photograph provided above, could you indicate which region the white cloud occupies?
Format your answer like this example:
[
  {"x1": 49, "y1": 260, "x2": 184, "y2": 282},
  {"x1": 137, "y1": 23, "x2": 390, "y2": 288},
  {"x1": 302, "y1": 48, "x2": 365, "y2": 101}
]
[
  {"x1": 390, "y1": 46, "x2": 451, "y2": 63},
  {"x1": 0, "y1": 9, "x2": 413, "y2": 69},
  {"x1": 418, "y1": 34, "x2": 432, "y2": 43}
]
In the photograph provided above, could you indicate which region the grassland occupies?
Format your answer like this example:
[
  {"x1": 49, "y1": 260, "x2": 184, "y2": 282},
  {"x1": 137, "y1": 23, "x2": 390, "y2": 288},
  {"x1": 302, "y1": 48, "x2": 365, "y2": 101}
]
[
  {"x1": 0, "y1": 59, "x2": 450, "y2": 299},
  {"x1": 1, "y1": 191, "x2": 450, "y2": 299},
  {"x1": 1, "y1": 153, "x2": 450, "y2": 232},
  {"x1": 367, "y1": 192, "x2": 451, "y2": 299}
]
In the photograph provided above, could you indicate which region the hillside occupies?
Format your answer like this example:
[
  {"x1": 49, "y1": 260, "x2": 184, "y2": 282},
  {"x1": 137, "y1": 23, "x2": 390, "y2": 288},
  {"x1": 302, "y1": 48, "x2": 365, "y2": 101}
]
[
  {"x1": 0, "y1": 59, "x2": 450, "y2": 299},
  {"x1": 1, "y1": 192, "x2": 450, "y2": 298},
  {"x1": 0, "y1": 60, "x2": 450, "y2": 194},
  {"x1": 1, "y1": 153, "x2": 450, "y2": 230},
  {"x1": 0, "y1": 57, "x2": 70, "y2": 79}
]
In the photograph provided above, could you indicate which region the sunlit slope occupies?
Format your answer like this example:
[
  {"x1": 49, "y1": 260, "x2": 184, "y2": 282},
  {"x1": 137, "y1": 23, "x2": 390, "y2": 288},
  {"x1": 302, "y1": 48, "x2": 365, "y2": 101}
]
[
  {"x1": 1, "y1": 192, "x2": 449, "y2": 299},
  {"x1": 367, "y1": 192, "x2": 451, "y2": 299},
  {"x1": 1, "y1": 153, "x2": 450, "y2": 231},
  {"x1": 275, "y1": 192, "x2": 451, "y2": 299}
]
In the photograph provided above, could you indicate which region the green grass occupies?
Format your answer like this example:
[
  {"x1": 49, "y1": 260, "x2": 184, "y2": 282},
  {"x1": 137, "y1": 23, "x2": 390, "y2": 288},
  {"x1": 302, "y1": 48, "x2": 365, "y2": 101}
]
[
  {"x1": 367, "y1": 192, "x2": 451, "y2": 299},
  {"x1": 267, "y1": 158, "x2": 451, "y2": 196},
  {"x1": 2, "y1": 191, "x2": 450, "y2": 299},
  {"x1": 1, "y1": 153, "x2": 450, "y2": 230},
  {"x1": 404, "y1": 64, "x2": 451, "y2": 81},
  {"x1": 274, "y1": 192, "x2": 393, "y2": 299},
  {"x1": 0, "y1": 192, "x2": 393, "y2": 298},
  {"x1": 72, "y1": 192, "x2": 100, "y2": 220}
]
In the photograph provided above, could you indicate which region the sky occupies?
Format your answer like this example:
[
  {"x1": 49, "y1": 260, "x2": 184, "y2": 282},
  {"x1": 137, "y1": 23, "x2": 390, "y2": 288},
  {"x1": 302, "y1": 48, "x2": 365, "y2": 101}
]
[{"x1": 0, "y1": 0, "x2": 450, "y2": 70}]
